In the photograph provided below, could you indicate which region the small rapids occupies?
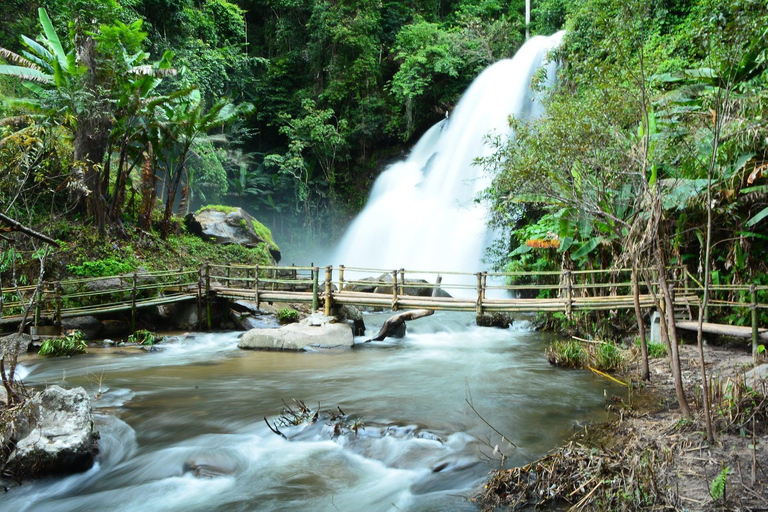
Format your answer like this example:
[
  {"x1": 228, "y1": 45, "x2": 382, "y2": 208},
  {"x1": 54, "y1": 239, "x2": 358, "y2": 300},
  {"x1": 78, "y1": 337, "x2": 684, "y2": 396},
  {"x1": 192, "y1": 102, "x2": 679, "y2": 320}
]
[{"x1": 6, "y1": 312, "x2": 618, "y2": 512}]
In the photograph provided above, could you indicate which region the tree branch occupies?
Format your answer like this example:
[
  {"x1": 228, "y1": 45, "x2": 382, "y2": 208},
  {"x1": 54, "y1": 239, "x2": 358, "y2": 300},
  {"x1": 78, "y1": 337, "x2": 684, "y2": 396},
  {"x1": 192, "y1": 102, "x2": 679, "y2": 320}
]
[{"x1": 0, "y1": 212, "x2": 59, "y2": 247}]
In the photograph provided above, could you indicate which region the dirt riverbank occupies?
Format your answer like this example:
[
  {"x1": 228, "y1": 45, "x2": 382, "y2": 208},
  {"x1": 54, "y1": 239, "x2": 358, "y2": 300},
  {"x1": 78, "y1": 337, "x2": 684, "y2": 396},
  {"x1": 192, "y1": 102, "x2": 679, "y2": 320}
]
[{"x1": 478, "y1": 343, "x2": 768, "y2": 511}]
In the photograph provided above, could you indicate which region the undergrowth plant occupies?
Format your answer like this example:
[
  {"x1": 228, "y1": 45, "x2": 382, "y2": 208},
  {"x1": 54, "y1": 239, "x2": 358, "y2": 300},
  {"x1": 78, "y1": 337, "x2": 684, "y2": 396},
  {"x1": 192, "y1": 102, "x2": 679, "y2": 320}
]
[
  {"x1": 546, "y1": 339, "x2": 585, "y2": 368},
  {"x1": 39, "y1": 330, "x2": 87, "y2": 357},
  {"x1": 127, "y1": 329, "x2": 163, "y2": 346},
  {"x1": 278, "y1": 307, "x2": 299, "y2": 324}
]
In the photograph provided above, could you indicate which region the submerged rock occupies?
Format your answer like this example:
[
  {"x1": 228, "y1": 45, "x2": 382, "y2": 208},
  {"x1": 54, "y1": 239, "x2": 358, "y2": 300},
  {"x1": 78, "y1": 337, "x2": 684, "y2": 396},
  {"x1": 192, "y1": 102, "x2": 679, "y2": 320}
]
[
  {"x1": 475, "y1": 312, "x2": 513, "y2": 329},
  {"x1": 238, "y1": 321, "x2": 354, "y2": 351},
  {"x1": 183, "y1": 452, "x2": 241, "y2": 478},
  {"x1": 5, "y1": 385, "x2": 98, "y2": 478}
]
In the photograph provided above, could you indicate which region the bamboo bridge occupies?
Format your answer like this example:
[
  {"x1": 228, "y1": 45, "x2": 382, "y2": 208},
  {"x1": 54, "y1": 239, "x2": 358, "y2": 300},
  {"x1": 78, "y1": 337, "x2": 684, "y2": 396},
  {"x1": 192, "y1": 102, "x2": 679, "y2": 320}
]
[{"x1": 1, "y1": 264, "x2": 766, "y2": 348}]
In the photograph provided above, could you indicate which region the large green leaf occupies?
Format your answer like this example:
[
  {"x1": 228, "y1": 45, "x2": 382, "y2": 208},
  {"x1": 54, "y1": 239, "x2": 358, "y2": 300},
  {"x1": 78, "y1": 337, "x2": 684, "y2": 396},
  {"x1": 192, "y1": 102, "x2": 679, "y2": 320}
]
[
  {"x1": 0, "y1": 64, "x2": 51, "y2": 83},
  {"x1": 746, "y1": 206, "x2": 768, "y2": 227},
  {"x1": 571, "y1": 236, "x2": 602, "y2": 260},
  {"x1": 37, "y1": 8, "x2": 68, "y2": 72}
]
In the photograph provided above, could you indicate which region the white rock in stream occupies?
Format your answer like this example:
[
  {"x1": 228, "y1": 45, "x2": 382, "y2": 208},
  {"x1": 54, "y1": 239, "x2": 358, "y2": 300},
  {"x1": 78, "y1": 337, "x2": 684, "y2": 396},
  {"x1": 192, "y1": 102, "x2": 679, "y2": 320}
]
[
  {"x1": 5, "y1": 385, "x2": 98, "y2": 477},
  {"x1": 238, "y1": 320, "x2": 354, "y2": 351}
]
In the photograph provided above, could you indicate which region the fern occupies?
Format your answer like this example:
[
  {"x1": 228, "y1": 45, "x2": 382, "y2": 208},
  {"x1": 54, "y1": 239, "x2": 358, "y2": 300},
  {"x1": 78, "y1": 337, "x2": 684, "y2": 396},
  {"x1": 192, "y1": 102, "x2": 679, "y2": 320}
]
[{"x1": 710, "y1": 465, "x2": 732, "y2": 501}]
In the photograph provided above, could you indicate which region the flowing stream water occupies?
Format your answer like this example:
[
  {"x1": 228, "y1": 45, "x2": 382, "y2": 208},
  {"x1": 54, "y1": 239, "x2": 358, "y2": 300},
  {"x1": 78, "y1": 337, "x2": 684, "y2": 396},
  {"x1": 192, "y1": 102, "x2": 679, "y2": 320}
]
[{"x1": 7, "y1": 314, "x2": 617, "y2": 511}]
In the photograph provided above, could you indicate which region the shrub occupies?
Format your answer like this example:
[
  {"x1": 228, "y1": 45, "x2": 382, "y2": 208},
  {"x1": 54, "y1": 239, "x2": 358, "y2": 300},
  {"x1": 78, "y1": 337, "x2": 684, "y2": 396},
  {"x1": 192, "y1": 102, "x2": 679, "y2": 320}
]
[
  {"x1": 67, "y1": 258, "x2": 135, "y2": 277},
  {"x1": 278, "y1": 307, "x2": 299, "y2": 324},
  {"x1": 127, "y1": 329, "x2": 163, "y2": 346},
  {"x1": 39, "y1": 330, "x2": 87, "y2": 357}
]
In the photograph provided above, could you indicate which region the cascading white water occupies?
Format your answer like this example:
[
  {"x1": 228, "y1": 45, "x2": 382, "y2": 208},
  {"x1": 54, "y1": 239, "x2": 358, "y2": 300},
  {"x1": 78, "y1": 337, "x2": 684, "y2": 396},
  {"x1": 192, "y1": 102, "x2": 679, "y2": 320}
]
[{"x1": 333, "y1": 32, "x2": 565, "y2": 278}]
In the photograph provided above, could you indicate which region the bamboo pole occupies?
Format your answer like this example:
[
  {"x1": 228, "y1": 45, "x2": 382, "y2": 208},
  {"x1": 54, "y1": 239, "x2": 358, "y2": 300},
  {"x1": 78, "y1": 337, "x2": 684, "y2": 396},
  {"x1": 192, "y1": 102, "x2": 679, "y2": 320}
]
[
  {"x1": 226, "y1": 264, "x2": 231, "y2": 288},
  {"x1": 197, "y1": 265, "x2": 203, "y2": 330},
  {"x1": 312, "y1": 266, "x2": 319, "y2": 313},
  {"x1": 476, "y1": 273, "x2": 483, "y2": 315},
  {"x1": 131, "y1": 271, "x2": 138, "y2": 332},
  {"x1": 399, "y1": 269, "x2": 405, "y2": 296},
  {"x1": 752, "y1": 285, "x2": 758, "y2": 365},
  {"x1": 324, "y1": 266, "x2": 333, "y2": 316},
  {"x1": 205, "y1": 263, "x2": 212, "y2": 331},
  {"x1": 339, "y1": 265, "x2": 345, "y2": 291},
  {"x1": 392, "y1": 270, "x2": 399, "y2": 311},
  {"x1": 481, "y1": 272, "x2": 487, "y2": 300},
  {"x1": 565, "y1": 270, "x2": 573, "y2": 320},
  {"x1": 254, "y1": 265, "x2": 260, "y2": 306}
]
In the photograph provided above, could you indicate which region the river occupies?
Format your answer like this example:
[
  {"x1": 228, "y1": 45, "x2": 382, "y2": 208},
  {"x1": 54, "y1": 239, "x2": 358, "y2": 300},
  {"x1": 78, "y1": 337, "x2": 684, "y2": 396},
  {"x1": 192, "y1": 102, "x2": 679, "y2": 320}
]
[{"x1": 5, "y1": 312, "x2": 616, "y2": 511}]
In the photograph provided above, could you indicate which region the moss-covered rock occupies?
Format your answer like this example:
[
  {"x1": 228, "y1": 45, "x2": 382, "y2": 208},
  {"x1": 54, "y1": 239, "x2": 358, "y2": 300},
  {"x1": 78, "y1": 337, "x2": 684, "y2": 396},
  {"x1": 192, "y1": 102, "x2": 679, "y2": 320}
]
[{"x1": 185, "y1": 206, "x2": 281, "y2": 263}]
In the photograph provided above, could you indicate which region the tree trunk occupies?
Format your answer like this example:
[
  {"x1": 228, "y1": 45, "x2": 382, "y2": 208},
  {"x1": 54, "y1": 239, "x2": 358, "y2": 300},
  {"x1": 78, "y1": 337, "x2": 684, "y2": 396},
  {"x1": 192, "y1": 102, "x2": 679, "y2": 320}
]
[{"x1": 632, "y1": 263, "x2": 649, "y2": 381}]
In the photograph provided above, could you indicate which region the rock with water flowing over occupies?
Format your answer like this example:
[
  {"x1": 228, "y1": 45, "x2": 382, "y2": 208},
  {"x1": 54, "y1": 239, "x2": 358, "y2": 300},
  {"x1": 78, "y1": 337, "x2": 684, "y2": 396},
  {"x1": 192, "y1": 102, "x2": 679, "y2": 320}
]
[
  {"x1": 238, "y1": 315, "x2": 354, "y2": 351},
  {"x1": 4, "y1": 385, "x2": 98, "y2": 478}
]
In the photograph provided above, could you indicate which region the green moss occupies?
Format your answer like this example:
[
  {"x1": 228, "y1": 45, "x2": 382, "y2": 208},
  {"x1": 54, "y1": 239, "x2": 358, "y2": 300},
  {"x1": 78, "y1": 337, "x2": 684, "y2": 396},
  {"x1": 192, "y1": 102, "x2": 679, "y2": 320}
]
[
  {"x1": 251, "y1": 219, "x2": 279, "y2": 251},
  {"x1": 196, "y1": 204, "x2": 239, "y2": 215}
]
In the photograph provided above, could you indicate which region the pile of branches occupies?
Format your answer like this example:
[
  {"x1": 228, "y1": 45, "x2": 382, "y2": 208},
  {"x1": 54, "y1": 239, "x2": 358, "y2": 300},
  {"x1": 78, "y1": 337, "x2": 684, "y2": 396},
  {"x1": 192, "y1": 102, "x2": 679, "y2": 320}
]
[
  {"x1": 477, "y1": 431, "x2": 679, "y2": 511},
  {"x1": 711, "y1": 376, "x2": 768, "y2": 437},
  {"x1": 264, "y1": 400, "x2": 364, "y2": 439}
]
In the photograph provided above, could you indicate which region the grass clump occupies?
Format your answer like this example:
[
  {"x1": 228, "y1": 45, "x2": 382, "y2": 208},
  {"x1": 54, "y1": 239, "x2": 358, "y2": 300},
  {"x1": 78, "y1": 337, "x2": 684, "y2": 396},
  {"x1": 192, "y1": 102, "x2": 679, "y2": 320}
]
[
  {"x1": 39, "y1": 330, "x2": 87, "y2": 357},
  {"x1": 638, "y1": 338, "x2": 667, "y2": 358},
  {"x1": 278, "y1": 307, "x2": 299, "y2": 324},
  {"x1": 547, "y1": 338, "x2": 626, "y2": 371},
  {"x1": 127, "y1": 329, "x2": 163, "y2": 346},
  {"x1": 546, "y1": 339, "x2": 585, "y2": 368}
]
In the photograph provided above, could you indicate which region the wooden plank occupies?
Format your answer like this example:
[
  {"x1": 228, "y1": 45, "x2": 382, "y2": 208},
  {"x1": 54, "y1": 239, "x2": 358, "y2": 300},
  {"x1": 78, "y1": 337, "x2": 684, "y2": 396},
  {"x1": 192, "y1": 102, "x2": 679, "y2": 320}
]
[{"x1": 675, "y1": 321, "x2": 768, "y2": 340}]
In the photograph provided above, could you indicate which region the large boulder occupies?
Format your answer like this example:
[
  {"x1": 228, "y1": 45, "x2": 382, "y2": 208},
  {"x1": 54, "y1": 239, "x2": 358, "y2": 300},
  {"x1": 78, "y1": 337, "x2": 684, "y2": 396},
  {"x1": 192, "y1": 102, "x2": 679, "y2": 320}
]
[
  {"x1": 238, "y1": 318, "x2": 354, "y2": 351},
  {"x1": 0, "y1": 333, "x2": 33, "y2": 360},
  {"x1": 61, "y1": 316, "x2": 103, "y2": 340},
  {"x1": 185, "y1": 206, "x2": 281, "y2": 263},
  {"x1": 5, "y1": 385, "x2": 98, "y2": 478},
  {"x1": 346, "y1": 273, "x2": 451, "y2": 297}
]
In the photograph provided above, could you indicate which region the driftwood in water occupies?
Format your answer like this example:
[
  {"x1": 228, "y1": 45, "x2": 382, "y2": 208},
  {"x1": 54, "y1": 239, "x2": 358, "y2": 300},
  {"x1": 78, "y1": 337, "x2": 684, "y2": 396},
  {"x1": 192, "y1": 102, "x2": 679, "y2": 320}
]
[
  {"x1": 366, "y1": 309, "x2": 434, "y2": 342},
  {"x1": 366, "y1": 275, "x2": 442, "y2": 342}
]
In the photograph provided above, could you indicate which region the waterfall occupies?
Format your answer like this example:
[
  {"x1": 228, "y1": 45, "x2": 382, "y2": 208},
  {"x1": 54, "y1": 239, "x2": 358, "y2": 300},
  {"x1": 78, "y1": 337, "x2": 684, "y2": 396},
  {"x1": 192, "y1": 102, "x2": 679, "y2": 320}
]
[{"x1": 333, "y1": 32, "x2": 565, "y2": 278}]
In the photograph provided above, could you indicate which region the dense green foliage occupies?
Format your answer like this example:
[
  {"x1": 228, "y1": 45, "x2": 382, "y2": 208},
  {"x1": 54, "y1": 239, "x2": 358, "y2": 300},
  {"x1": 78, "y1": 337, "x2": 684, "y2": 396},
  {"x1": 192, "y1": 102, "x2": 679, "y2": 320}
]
[
  {"x1": 127, "y1": 329, "x2": 163, "y2": 345},
  {"x1": 0, "y1": 0, "x2": 539, "y2": 244},
  {"x1": 483, "y1": 0, "x2": 768, "y2": 327}
]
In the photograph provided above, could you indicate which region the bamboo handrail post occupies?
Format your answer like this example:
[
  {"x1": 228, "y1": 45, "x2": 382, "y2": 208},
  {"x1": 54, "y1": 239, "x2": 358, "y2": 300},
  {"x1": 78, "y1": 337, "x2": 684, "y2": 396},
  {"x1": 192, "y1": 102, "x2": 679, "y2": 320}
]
[
  {"x1": 225, "y1": 263, "x2": 231, "y2": 289},
  {"x1": 476, "y1": 272, "x2": 483, "y2": 315},
  {"x1": 197, "y1": 265, "x2": 203, "y2": 330},
  {"x1": 392, "y1": 270, "x2": 399, "y2": 311},
  {"x1": 312, "y1": 266, "x2": 319, "y2": 313},
  {"x1": 292, "y1": 264, "x2": 297, "y2": 291},
  {"x1": 565, "y1": 270, "x2": 573, "y2": 320},
  {"x1": 131, "y1": 271, "x2": 138, "y2": 332},
  {"x1": 751, "y1": 285, "x2": 758, "y2": 365},
  {"x1": 254, "y1": 265, "x2": 260, "y2": 306},
  {"x1": 272, "y1": 268, "x2": 277, "y2": 291},
  {"x1": 33, "y1": 288, "x2": 39, "y2": 328},
  {"x1": 324, "y1": 266, "x2": 333, "y2": 316},
  {"x1": 399, "y1": 268, "x2": 405, "y2": 296},
  {"x1": 55, "y1": 283, "x2": 62, "y2": 329},
  {"x1": 481, "y1": 272, "x2": 487, "y2": 300},
  {"x1": 205, "y1": 263, "x2": 212, "y2": 331},
  {"x1": 339, "y1": 265, "x2": 345, "y2": 291}
]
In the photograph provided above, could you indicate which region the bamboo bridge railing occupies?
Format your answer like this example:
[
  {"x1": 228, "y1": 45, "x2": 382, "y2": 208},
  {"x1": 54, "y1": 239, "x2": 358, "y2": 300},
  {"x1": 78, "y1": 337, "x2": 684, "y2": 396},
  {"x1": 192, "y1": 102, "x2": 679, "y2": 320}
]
[{"x1": 1, "y1": 264, "x2": 766, "y2": 353}]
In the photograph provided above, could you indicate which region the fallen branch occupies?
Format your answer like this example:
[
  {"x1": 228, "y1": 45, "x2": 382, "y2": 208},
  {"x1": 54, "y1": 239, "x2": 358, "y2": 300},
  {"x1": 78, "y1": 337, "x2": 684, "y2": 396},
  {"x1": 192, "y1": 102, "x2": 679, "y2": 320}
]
[
  {"x1": 0, "y1": 212, "x2": 59, "y2": 247},
  {"x1": 366, "y1": 309, "x2": 434, "y2": 342}
]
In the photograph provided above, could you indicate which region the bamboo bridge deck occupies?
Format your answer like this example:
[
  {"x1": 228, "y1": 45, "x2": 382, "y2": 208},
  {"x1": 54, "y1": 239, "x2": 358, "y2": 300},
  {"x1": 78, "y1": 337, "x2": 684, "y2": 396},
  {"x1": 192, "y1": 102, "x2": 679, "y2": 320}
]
[{"x1": 1, "y1": 264, "x2": 766, "y2": 346}]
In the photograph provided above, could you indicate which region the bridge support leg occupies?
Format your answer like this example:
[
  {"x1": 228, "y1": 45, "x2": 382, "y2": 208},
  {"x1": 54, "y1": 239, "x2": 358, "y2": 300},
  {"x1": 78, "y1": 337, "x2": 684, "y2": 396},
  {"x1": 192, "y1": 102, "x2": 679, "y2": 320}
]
[
  {"x1": 752, "y1": 285, "x2": 759, "y2": 365},
  {"x1": 205, "y1": 263, "x2": 212, "y2": 331},
  {"x1": 324, "y1": 266, "x2": 333, "y2": 317},
  {"x1": 312, "y1": 267, "x2": 319, "y2": 313}
]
